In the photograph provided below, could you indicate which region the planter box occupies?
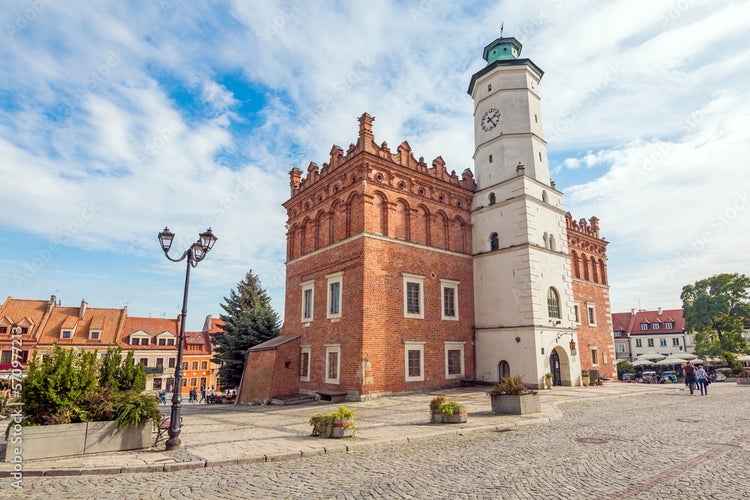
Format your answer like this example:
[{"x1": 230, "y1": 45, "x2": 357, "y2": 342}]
[
  {"x1": 444, "y1": 413, "x2": 467, "y2": 424},
  {"x1": 5, "y1": 420, "x2": 152, "y2": 462},
  {"x1": 737, "y1": 378, "x2": 750, "y2": 385},
  {"x1": 490, "y1": 394, "x2": 542, "y2": 415},
  {"x1": 431, "y1": 410, "x2": 443, "y2": 424},
  {"x1": 330, "y1": 420, "x2": 354, "y2": 438}
]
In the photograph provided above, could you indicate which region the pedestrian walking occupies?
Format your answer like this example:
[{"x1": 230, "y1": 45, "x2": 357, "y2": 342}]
[
  {"x1": 696, "y1": 364, "x2": 709, "y2": 395},
  {"x1": 199, "y1": 386, "x2": 206, "y2": 403},
  {"x1": 683, "y1": 361, "x2": 696, "y2": 394}
]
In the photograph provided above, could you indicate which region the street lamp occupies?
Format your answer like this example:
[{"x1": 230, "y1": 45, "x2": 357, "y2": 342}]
[{"x1": 158, "y1": 226, "x2": 217, "y2": 451}]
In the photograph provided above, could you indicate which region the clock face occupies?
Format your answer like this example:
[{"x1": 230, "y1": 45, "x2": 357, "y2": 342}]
[{"x1": 481, "y1": 107, "x2": 501, "y2": 132}]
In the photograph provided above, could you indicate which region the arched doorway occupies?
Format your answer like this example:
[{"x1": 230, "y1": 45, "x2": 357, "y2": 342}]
[
  {"x1": 550, "y1": 351, "x2": 561, "y2": 386},
  {"x1": 498, "y1": 360, "x2": 510, "y2": 380}
]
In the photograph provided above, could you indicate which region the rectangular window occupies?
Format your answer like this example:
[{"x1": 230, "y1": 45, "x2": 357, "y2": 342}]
[
  {"x1": 591, "y1": 349, "x2": 598, "y2": 365},
  {"x1": 640, "y1": 324, "x2": 648, "y2": 331},
  {"x1": 617, "y1": 344, "x2": 626, "y2": 353},
  {"x1": 142, "y1": 337, "x2": 150, "y2": 346},
  {"x1": 139, "y1": 358, "x2": 148, "y2": 367},
  {"x1": 190, "y1": 377, "x2": 197, "y2": 387},
  {"x1": 167, "y1": 338, "x2": 175, "y2": 346},
  {"x1": 647, "y1": 339, "x2": 654, "y2": 347},
  {"x1": 665, "y1": 322, "x2": 674, "y2": 329},
  {"x1": 182, "y1": 361, "x2": 188, "y2": 370},
  {"x1": 672, "y1": 338, "x2": 680, "y2": 346},
  {"x1": 301, "y1": 280, "x2": 314, "y2": 323},
  {"x1": 156, "y1": 358, "x2": 164, "y2": 369},
  {"x1": 169, "y1": 358, "x2": 176, "y2": 368},
  {"x1": 444, "y1": 341, "x2": 465, "y2": 379},
  {"x1": 652, "y1": 323, "x2": 660, "y2": 330},
  {"x1": 200, "y1": 377, "x2": 207, "y2": 389},
  {"x1": 201, "y1": 361, "x2": 208, "y2": 369},
  {"x1": 0, "y1": 351, "x2": 10, "y2": 363},
  {"x1": 326, "y1": 272, "x2": 343, "y2": 319},
  {"x1": 0, "y1": 327, "x2": 6, "y2": 334},
  {"x1": 574, "y1": 305, "x2": 580, "y2": 324},
  {"x1": 191, "y1": 361, "x2": 199, "y2": 370},
  {"x1": 403, "y1": 273, "x2": 425, "y2": 319},
  {"x1": 182, "y1": 378, "x2": 188, "y2": 387},
  {"x1": 404, "y1": 341, "x2": 425, "y2": 382},
  {"x1": 62, "y1": 330, "x2": 72, "y2": 339},
  {"x1": 300, "y1": 346, "x2": 311, "y2": 382},
  {"x1": 440, "y1": 279, "x2": 459, "y2": 321},
  {"x1": 636, "y1": 339, "x2": 642, "y2": 347},
  {"x1": 158, "y1": 338, "x2": 166, "y2": 345},
  {"x1": 587, "y1": 304, "x2": 596, "y2": 326},
  {"x1": 153, "y1": 378, "x2": 163, "y2": 390},
  {"x1": 89, "y1": 330, "x2": 100, "y2": 340},
  {"x1": 325, "y1": 345, "x2": 340, "y2": 384},
  {"x1": 659, "y1": 338, "x2": 667, "y2": 347}
]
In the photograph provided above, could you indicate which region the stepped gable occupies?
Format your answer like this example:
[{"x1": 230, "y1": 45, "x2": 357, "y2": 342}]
[{"x1": 287, "y1": 112, "x2": 476, "y2": 199}]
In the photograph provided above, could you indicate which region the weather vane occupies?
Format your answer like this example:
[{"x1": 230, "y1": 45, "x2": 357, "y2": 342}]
[{"x1": 500, "y1": 22, "x2": 504, "y2": 37}]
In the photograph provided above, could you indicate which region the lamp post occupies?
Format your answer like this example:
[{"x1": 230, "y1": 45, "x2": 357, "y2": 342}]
[{"x1": 158, "y1": 226, "x2": 217, "y2": 451}]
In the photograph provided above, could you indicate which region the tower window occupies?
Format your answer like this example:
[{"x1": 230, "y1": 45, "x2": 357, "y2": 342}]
[
  {"x1": 488, "y1": 84, "x2": 492, "y2": 91},
  {"x1": 539, "y1": 152, "x2": 542, "y2": 162},
  {"x1": 489, "y1": 154, "x2": 493, "y2": 163},
  {"x1": 547, "y1": 288, "x2": 561, "y2": 319},
  {"x1": 489, "y1": 232, "x2": 499, "y2": 251},
  {"x1": 488, "y1": 193, "x2": 496, "y2": 206}
]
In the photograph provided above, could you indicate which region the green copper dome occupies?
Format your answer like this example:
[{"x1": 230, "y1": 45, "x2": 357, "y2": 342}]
[{"x1": 483, "y1": 37, "x2": 522, "y2": 63}]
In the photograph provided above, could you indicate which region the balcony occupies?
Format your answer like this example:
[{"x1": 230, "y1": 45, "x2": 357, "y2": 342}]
[{"x1": 144, "y1": 367, "x2": 164, "y2": 375}]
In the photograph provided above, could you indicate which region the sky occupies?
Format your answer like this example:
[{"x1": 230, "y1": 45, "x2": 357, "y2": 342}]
[{"x1": 1, "y1": 0, "x2": 749, "y2": 330}]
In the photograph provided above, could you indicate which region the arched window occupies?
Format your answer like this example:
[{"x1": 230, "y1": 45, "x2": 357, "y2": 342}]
[
  {"x1": 488, "y1": 192, "x2": 496, "y2": 206},
  {"x1": 547, "y1": 287, "x2": 561, "y2": 319},
  {"x1": 489, "y1": 232, "x2": 499, "y2": 251}
]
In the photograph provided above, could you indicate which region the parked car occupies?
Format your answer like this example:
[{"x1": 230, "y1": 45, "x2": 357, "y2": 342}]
[
  {"x1": 709, "y1": 371, "x2": 726, "y2": 382},
  {"x1": 659, "y1": 371, "x2": 679, "y2": 383},
  {"x1": 621, "y1": 373, "x2": 636, "y2": 382}
]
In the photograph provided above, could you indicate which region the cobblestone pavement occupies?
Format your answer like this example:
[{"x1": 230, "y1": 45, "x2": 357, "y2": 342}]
[{"x1": 8, "y1": 384, "x2": 750, "y2": 499}]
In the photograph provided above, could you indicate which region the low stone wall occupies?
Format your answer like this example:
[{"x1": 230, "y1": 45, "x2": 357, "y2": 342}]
[{"x1": 5, "y1": 420, "x2": 152, "y2": 462}]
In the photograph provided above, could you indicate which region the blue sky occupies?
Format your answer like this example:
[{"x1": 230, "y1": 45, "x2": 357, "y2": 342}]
[{"x1": 1, "y1": 0, "x2": 749, "y2": 329}]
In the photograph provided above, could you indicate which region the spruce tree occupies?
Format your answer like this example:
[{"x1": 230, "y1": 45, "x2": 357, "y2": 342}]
[{"x1": 212, "y1": 270, "x2": 280, "y2": 389}]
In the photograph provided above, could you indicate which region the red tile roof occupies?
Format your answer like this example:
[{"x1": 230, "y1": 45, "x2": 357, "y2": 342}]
[{"x1": 611, "y1": 309, "x2": 685, "y2": 335}]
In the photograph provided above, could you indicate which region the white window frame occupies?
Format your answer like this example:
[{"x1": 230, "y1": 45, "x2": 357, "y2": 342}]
[
  {"x1": 300, "y1": 345, "x2": 311, "y2": 382},
  {"x1": 440, "y1": 279, "x2": 459, "y2": 321},
  {"x1": 402, "y1": 273, "x2": 425, "y2": 319},
  {"x1": 617, "y1": 343, "x2": 626, "y2": 353},
  {"x1": 130, "y1": 333, "x2": 150, "y2": 346},
  {"x1": 635, "y1": 339, "x2": 642, "y2": 347},
  {"x1": 590, "y1": 347, "x2": 598, "y2": 365},
  {"x1": 324, "y1": 344, "x2": 341, "y2": 384},
  {"x1": 586, "y1": 303, "x2": 596, "y2": 326},
  {"x1": 444, "y1": 341, "x2": 465, "y2": 379},
  {"x1": 665, "y1": 322, "x2": 674, "y2": 330},
  {"x1": 404, "y1": 341, "x2": 425, "y2": 382},
  {"x1": 61, "y1": 329, "x2": 73, "y2": 339},
  {"x1": 89, "y1": 330, "x2": 101, "y2": 340},
  {"x1": 647, "y1": 338, "x2": 655, "y2": 347},
  {"x1": 301, "y1": 280, "x2": 315, "y2": 324},
  {"x1": 659, "y1": 338, "x2": 667, "y2": 347},
  {"x1": 326, "y1": 272, "x2": 343, "y2": 320}
]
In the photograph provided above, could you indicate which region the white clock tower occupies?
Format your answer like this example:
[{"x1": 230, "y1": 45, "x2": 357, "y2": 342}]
[{"x1": 469, "y1": 36, "x2": 580, "y2": 387}]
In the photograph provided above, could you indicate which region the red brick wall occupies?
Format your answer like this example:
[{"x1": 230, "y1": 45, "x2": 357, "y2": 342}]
[
  {"x1": 239, "y1": 338, "x2": 301, "y2": 402},
  {"x1": 572, "y1": 280, "x2": 617, "y2": 379}
]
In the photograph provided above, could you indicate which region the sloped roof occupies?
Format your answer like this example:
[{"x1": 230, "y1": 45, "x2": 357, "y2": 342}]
[
  {"x1": 37, "y1": 305, "x2": 125, "y2": 346},
  {"x1": 614, "y1": 309, "x2": 685, "y2": 335},
  {"x1": 0, "y1": 297, "x2": 53, "y2": 337},
  {"x1": 248, "y1": 335, "x2": 300, "y2": 352},
  {"x1": 184, "y1": 330, "x2": 211, "y2": 354}
]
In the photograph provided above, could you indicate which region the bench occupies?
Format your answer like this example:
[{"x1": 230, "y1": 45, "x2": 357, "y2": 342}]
[
  {"x1": 315, "y1": 390, "x2": 348, "y2": 403},
  {"x1": 154, "y1": 415, "x2": 183, "y2": 446},
  {"x1": 460, "y1": 378, "x2": 477, "y2": 387}
]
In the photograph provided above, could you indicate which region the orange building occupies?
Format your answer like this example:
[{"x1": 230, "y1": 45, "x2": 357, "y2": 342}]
[
  {"x1": 183, "y1": 330, "x2": 216, "y2": 396},
  {"x1": 566, "y1": 214, "x2": 617, "y2": 380},
  {"x1": 272, "y1": 113, "x2": 477, "y2": 399},
  {"x1": 120, "y1": 316, "x2": 179, "y2": 392}
]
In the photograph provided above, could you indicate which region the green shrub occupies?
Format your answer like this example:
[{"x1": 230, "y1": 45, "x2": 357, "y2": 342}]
[
  {"x1": 112, "y1": 391, "x2": 161, "y2": 431},
  {"x1": 439, "y1": 401, "x2": 466, "y2": 418},
  {"x1": 309, "y1": 405, "x2": 356, "y2": 438},
  {"x1": 487, "y1": 375, "x2": 538, "y2": 396}
]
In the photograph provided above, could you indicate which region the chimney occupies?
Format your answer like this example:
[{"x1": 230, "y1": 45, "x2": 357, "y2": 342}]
[
  {"x1": 657, "y1": 307, "x2": 663, "y2": 316},
  {"x1": 80, "y1": 299, "x2": 88, "y2": 318},
  {"x1": 631, "y1": 308, "x2": 636, "y2": 316},
  {"x1": 48, "y1": 294, "x2": 57, "y2": 311}
]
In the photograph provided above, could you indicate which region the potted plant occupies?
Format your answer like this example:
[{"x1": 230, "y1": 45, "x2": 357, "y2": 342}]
[
  {"x1": 581, "y1": 370, "x2": 590, "y2": 386},
  {"x1": 309, "y1": 405, "x2": 356, "y2": 438},
  {"x1": 487, "y1": 375, "x2": 541, "y2": 415},
  {"x1": 544, "y1": 372, "x2": 553, "y2": 389},
  {"x1": 439, "y1": 401, "x2": 467, "y2": 423},
  {"x1": 429, "y1": 395, "x2": 446, "y2": 423}
]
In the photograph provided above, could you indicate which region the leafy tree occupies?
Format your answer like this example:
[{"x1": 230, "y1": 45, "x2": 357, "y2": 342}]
[
  {"x1": 21, "y1": 345, "x2": 99, "y2": 425},
  {"x1": 99, "y1": 346, "x2": 146, "y2": 392},
  {"x1": 616, "y1": 360, "x2": 633, "y2": 379},
  {"x1": 681, "y1": 273, "x2": 750, "y2": 366},
  {"x1": 212, "y1": 270, "x2": 280, "y2": 389}
]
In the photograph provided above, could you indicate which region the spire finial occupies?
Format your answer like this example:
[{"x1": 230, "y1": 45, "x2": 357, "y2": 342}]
[{"x1": 500, "y1": 22, "x2": 504, "y2": 38}]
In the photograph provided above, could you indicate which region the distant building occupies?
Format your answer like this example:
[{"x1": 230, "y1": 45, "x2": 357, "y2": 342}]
[{"x1": 611, "y1": 308, "x2": 689, "y2": 361}]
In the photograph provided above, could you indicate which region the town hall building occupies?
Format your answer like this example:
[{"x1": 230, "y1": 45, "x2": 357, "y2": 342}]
[{"x1": 237, "y1": 34, "x2": 616, "y2": 403}]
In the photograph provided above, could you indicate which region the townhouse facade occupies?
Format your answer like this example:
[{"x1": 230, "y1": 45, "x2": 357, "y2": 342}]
[{"x1": 610, "y1": 308, "x2": 692, "y2": 361}]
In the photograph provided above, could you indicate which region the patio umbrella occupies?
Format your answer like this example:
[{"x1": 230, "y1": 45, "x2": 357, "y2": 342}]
[
  {"x1": 674, "y1": 352, "x2": 697, "y2": 360},
  {"x1": 632, "y1": 358, "x2": 655, "y2": 366},
  {"x1": 736, "y1": 354, "x2": 750, "y2": 362},
  {"x1": 656, "y1": 357, "x2": 686, "y2": 366},
  {"x1": 636, "y1": 352, "x2": 665, "y2": 361},
  {"x1": 692, "y1": 358, "x2": 704, "y2": 364}
]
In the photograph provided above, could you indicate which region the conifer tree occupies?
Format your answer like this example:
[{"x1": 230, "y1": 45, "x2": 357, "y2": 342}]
[{"x1": 211, "y1": 270, "x2": 280, "y2": 389}]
